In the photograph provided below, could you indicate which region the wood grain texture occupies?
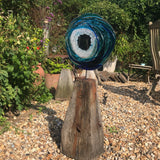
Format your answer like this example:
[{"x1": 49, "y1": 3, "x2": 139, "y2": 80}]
[{"x1": 61, "y1": 77, "x2": 104, "y2": 160}]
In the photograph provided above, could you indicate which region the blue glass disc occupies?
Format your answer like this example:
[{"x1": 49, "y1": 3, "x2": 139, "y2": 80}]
[{"x1": 65, "y1": 14, "x2": 116, "y2": 70}]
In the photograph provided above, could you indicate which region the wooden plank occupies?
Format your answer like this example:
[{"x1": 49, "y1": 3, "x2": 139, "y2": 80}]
[
  {"x1": 98, "y1": 71, "x2": 111, "y2": 82},
  {"x1": 129, "y1": 64, "x2": 152, "y2": 70},
  {"x1": 118, "y1": 73, "x2": 127, "y2": 83},
  {"x1": 122, "y1": 71, "x2": 128, "y2": 80}
]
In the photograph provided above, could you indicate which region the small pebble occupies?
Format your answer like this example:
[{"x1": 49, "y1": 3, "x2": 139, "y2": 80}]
[{"x1": 0, "y1": 81, "x2": 159, "y2": 159}]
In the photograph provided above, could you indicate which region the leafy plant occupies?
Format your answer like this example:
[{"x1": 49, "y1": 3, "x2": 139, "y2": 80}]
[
  {"x1": 33, "y1": 80, "x2": 53, "y2": 103},
  {"x1": 44, "y1": 57, "x2": 72, "y2": 74},
  {"x1": 0, "y1": 13, "x2": 52, "y2": 116},
  {"x1": 79, "y1": 0, "x2": 156, "y2": 69},
  {"x1": 107, "y1": 126, "x2": 118, "y2": 134},
  {"x1": 37, "y1": 106, "x2": 47, "y2": 113},
  {"x1": 56, "y1": 0, "x2": 88, "y2": 22},
  {"x1": 28, "y1": 0, "x2": 67, "y2": 55},
  {"x1": 111, "y1": 34, "x2": 130, "y2": 59},
  {"x1": 80, "y1": 0, "x2": 131, "y2": 34},
  {"x1": 112, "y1": 34, "x2": 151, "y2": 69},
  {"x1": 0, "y1": 0, "x2": 34, "y2": 16},
  {"x1": 0, "y1": 116, "x2": 10, "y2": 135},
  {"x1": 109, "y1": 0, "x2": 160, "y2": 39}
]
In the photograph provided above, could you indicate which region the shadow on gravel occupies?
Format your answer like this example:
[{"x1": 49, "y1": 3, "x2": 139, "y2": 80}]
[
  {"x1": 45, "y1": 110, "x2": 63, "y2": 149},
  {"x1": 102, "y1": 84, "x2": 160, "y2": 105},
  {"x1": 31, "y1": 104, "x2": 63, "y2": 149},
  {"x1": 150, "y1": 90, "x2": 160, "y2": 103}
]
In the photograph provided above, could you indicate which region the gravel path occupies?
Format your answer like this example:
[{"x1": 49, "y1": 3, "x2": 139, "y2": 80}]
[{"x1": 0, "y1": 81, "x2": 160, "y2": 160}]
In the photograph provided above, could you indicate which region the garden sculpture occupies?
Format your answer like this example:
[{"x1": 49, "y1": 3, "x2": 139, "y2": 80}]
[
  {"x1": 61, "y1": 14, "x2": 116, "y2": 160},
  {"x1": 65, "y1": 14, "x2": 115, "y2": 70}
]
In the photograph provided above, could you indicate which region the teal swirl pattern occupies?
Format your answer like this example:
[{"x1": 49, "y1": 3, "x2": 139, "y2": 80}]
[{"x1": 65, "y1": 14, "x2": 116, "y2": 70}]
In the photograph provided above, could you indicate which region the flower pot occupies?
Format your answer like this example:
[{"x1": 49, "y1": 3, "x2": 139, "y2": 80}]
[
  {"x1": 33, "y1": 63, "x2": 45, "y2": 86},
  {"x1": 45, "y1": 73, "x2": 60, "y2": 89}
]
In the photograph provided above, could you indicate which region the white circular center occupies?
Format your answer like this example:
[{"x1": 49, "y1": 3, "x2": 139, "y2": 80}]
[{"x1": 70, "y1": 28, "x2": 97, "y2": 58}]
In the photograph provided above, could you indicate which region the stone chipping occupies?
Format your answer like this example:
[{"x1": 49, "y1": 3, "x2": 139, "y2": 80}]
[{"x1": 0, "y1": 81, "x2": 160, "y2": 160}]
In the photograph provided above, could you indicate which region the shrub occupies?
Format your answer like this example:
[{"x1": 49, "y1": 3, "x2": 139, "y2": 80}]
[
  {"x1": 113, "y1": 34, "x2": 151, "y2": 70},
  {"x1": 27, "y1": 0, "x2": 67, "y2": 55},
  {"x1": 80, "y1": 1, "x2": 152, "y2": 69},
  {"x1": 111, "y1": 34, "x2": 131, "y2": 68},
  {"x1": 0, "y1": 13, "x2": 52, "y2": 114},
  {"x1": 55, "y1": 0, "x2": 88, "y2": 22},
  {"x1": 127, "y1": 36, "x2": 151, "y2": 66},
  {"x1": 80, "y1": 0, "x2": 131, "y2": 34}
]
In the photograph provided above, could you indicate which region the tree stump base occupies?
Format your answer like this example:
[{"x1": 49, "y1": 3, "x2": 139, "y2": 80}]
[{"x1": 61, "y1": 77, "x2": 104, "y2": 160}]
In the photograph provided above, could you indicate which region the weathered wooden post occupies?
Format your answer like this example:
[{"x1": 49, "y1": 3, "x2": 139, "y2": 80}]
[
  {"x1": 80, "y1": 70, "x2": 98, "y2": 86},
  {"x1": 61, "y1": 77, "x2": 104, "y2": 160},
  {"x1": 55, "y1": 69, "x2": 74, "y2": 100},
  {"x1": 61, "y1": 14, "x2": 116, "y2": 159}
]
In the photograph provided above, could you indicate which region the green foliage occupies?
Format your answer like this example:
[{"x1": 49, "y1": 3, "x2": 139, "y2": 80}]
[
  {"x1": 0, "y1": 116, "x2": 10, "y2": 135},
  {"x1": 0, "y1": 13, "x2": 52, "y2": 116},
  {"x1": 44, "y1": 57, "x2": 72, "y2": 74},
  {"x1": 0, "y1": 0, "x2": 34, "y2": 16},
  {"x1": 0, "y1": 70, "x2": 21, "y2": 110},
  {"x1": 37, "y1": 106, "x2": 47, "y2": 113},
  {"x1": 1, "y1": 0, "x2": 158, "y2": 82},
  {"x1": 111, "y1": 34, "x2": 130, "y2": 60},
  {"x1": 27, "y1": 0, "x2": 67, "y2": 55},
  {"x1": 107, "y1": 126, "x2": 118, "y2": 134},
  {"x1": 112, "y1": 34, "x2": 151, "y2": 69},
  {"x1": 80, "y1": 0, "x2": 131, "y2": 34},
  {"x1": 128, "y1": 36, "x2": 151, "y2": 65},
  {"x1": 49, "y1": 14, "x2": 67, "y2": 55},
  {"x1": 33, "y1": 81, "x2": 53, "y2": 103},
  {"x1": 56, "y1": 0, "x2": 88, "y2": 22},
  {"x1": 80, "y1": 0, "x2": 154, "y2": 68},
  {"x1": 109, "y1": 0, "x2": 160, "y2": 38}
]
